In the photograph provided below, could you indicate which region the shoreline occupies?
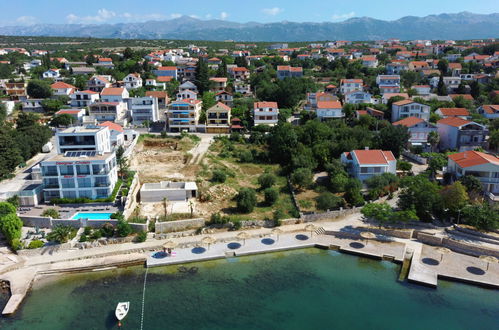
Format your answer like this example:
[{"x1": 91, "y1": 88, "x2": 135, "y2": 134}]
[{"x1": 1, "y1": 226, "x2": 499, "y2": 316}]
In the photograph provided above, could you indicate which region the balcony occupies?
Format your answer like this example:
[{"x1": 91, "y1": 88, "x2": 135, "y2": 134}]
[
  {"x1": 94, "y1": 182, "x2": 111, "y2": 187},
  {"x1": 43, "y1": 171, "x2": 58, "y2": 176}
]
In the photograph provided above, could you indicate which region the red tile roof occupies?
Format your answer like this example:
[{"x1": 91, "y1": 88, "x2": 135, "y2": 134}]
[
  {"x1": 317, "y1": 101, "x2": 342, "y2": 109},
  {"x1": 51, "y1": 82, "x2": 76, "y2": 89},
  {"x1": 254, "y1": 101, "x2": 278, "y2": 108},
  {"x1": 352, "y1": 149, "x2": 396, "y2": 165},
  {"x1": 392, "y1": 116, "x2": 424, "y2": 127},
  {"x1": 101, "y1": 87, "x2": 126, "y2": 96},
  {"x1": 146, "y1": 91, "x2": 168, "y2": 99},
  {"x1": 449, "y1": 151, "x2": 499, "y2": 168},
  {"x1": 158, "y1": 66, "x2": 177, "y2": 70},
  {"x1": 437, "y1": 108, "x2": 470, "y2": 117},
  {"x1": 99, "y1": 121, "x2": 124, "y2": 132},
  {"x1": 449, "y1": 94, "x2": 474, "y2": 100},
  {"x1": 481, "y1": 105, "x2": 499, "y2": 115},
  {"x1": 157, "y1": 76, "x2": 173, "y2": 82},
  {"x1": 393, "y1": 99, "x2": 416, "y2": 106},
  {"x1": 341, "y1": 79, "x2": 363, "y2": 84},
  {"x1": 437, "y1": 117, "x2": 471, "y2": 127}
]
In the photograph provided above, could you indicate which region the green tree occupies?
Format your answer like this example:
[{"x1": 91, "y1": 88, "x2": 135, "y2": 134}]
[
  {"x1": 0, "y1": 213, "x2": 23, "y2": 244},
  {"x1": 437, "y1": 59, "x2": 449, "y2": 75},
  {"x1": 440, "y1": 182, "x2": 469, "y2": 216},
  {"x1": 258, "y1": 173, "x2": 276, "y2": 189},
  {"x1": 116, "y1": 219, "x2": 133, "y2": 237},
  {"x1": 49, "y1": 114, "x2": 75, "y2": 127},
  {"x1": 461, "y1": 203, "x2": 498, "y2": 231},
  {"x1": 195, "y1": 59, "x2": 211, "y2": 94},
  {"x1": 361, "y1": 202, "x2": 392, "y2": 225},
  {"x1": 315, "y1": 192, "x2": 342, "y2": 211},
  {"x1": 427, "y1": 131, "x2": 440, "y2": 152},
  {"x1": 264, "y1": 187, "x2": 279, "y2": 206},
  {"x1": 488, "y1": 130, "x2": 499, "y2": 151},
  {"x1": 376, "y1": 125, "x2": 410, "y2": 158},
  {"x1": 27, "y1": 79, "x2": 53, "y2": 98},
  {"x1": 236, "y1": 188, "x2": 257, "y2": 213},
  {"x1": 437, "y1": 75, "x2": 447, "y2": 96},
  {"x1": 344, "y1": 178, "x2": 365, "y2": 206},
  {"x1": 459, "y1": 175, "x2": 483, "y2": 200},
  {"x1": 398, "y1": 175, "x2": 442, "y2": 221},
  {"x1": 0, "y1": 202, "x2": 17, "y2": 217},
  {"x1": 211, "y1": 169, "x2": 227, "y2": 183},
  {"x1": 469, "y1": 80, "x2": 480, "y2": 99},
  {"x1": 397, "y1": 160, "x2": 413, "y2": 173},
  {"x1": 290, "y1": 167, "x2": 313, "y2": 190}
]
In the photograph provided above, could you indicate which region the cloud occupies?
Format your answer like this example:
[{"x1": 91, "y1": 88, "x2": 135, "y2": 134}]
[
  {"x1": 16, "y1": 16, "x2": 37, "y2": 25},
  {"x1": 205, "y1": 14, "x2": 212, "y2": 19},
  {"x1": 189, "y1": 14, "x2": 200, "y2": 19},
  {"x1": 170, "y1": 13, "x2": 182, "y2": 19},
  {"x1": 262, "y1": 7, "x2": 283, "y2": 16},
  {"x1": 66, "y1": 8, "x2": 116, "y2": 24},
  {"x1": 331, "y1": 12, "x2": 355, "y2": 21},
  {"x1": 220, "y1": 12, "x2": 229, "y2": 20},
  {"x1": 122, "y1": 13, "x2": 167, "y2": 21}
]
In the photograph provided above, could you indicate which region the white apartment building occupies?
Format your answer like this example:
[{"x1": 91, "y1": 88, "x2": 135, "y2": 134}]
[
  {"x1": 253, "y1": 101, "x2": 279, "y2": 126},
  {"x1": 340, "y1": 79, "x2": 363, "y2": 94},
  {"x1": 130, "y1": 96, "x2": 159, "y2": 124},
  {"x1": 123, "y1": 73, "x2": 143, "y2": 90},
  {"x1": 70, "y1": 90, "x2": 99, "y2": 108},
  {"x1": 55, "y1": 126, "x2": 111, "y2": 154},
  {"x1": 391, "y1": 100, "x2": 431, "y2": 122}
]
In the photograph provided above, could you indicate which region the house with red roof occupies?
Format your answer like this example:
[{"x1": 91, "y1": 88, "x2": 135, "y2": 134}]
[
  {"x1": 435, "y1": 108, "x2": 470, "y2": 120},
  {"x1": 87, "y1": 75, "x2": 111, "y2": 92},
  {"x1": 209, "y1": 77, "x2": 228, "y2": 92},
  {"x1": 341, "y1": 149, "x2": 397, "y2": 182},
  {"x1": 340, "y1": 79, "x2": 363, "y2": 94},
  {"x1": 437, "y1": 117, "x2": 487, "y2": 151},
  {"x1": 316, "y1": 100, "x2": 343, "y2": 120},
  {"x1": 51, "y1": 82, "x2": 76, "y2": 96},
  {"x1": 447, "y1": 151, "x2": 499, "y2": 196},
  {"x1": 99, "y1": 121, "x2": 125, "y2": 147},
  {"x1": 42, "y1": 68, "x2": 60, "y2": 79},
  {"x1": 215, "y1": 91, "x2": 233, "y2": 107},
  {"x1": 477, "y1": 105, "x2": 499, "y2": 119},
  {"x1": 393, "y1": 117, "x2": 437, "y2": 150},
  {"x1": 100, "y1": 87, "x2": 129, "y2": 104},
  {"x1": 277, "y1": 65, "x2": 303, "y2": 80},
  {"x1": 167, "y1": 99, "x2": 202, "y2": 132},
  {"x1": 124, "y1": 73, "x2": 143, "y2": 90},
  {"x1": 228, "y1": 67, "x2": 250, "y2": 80},
  {"x1": 153, "y1": 66, "x2": 178, "y2": 79},
  {"x1": 254, "y1": 101, "x2": 279, "y2": 126},
  {"x1": 55, "y1": 108, "x2": 85, "y2": 122},
  {"x1": 361, "y1": 55, "x2": 378, "y2": 68},
  {"x1": 391, "y1": 100, "x2": 430, "y2": 122}
]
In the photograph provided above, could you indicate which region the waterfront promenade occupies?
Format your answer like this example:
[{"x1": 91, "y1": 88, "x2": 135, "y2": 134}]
[{"x1": 1, "y1": 218, "x2": 498, "y2": 316}]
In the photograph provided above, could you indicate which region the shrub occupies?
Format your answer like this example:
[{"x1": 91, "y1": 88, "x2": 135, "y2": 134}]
[
  {"x1": 116, "y1": 220, "x2": 133, "y2": 237},
  {"x1": 231, "y1": 219, "x2": 242, "y2": 230},
  {"x1": 209, "y1": 212, "x2": 230, "y2": 225},
  {"x1": 91, "y1": 229, "x2": 102, "y2": 240},
  {"x1": 28, "y1": 240, "x2": 45, "y2": 249},
  {"x1": 315, "y1": 192, "x2": 342, "y2": 211},
  {"x1": 110, "y1": 212, "x2": 124, "y2": 221},
  {"x1": 135, "y1": 231, "x2": 147, "y2": 242},
  {"x1": 10, "y1": 238, "x2": 23, "y2": 251},
  {"x1": 264, "y1": 188, "x2": 279, "y2": 206},
  {"x1": 0, "y1": 213, "x2": 23, "y2": 244},
  {"x1": 238, "y1": 150, "x2": 254, "y2": 163},
  {"x1": 0, "y1": 202, "x2": 16, "y2": 218},
  {"x1": 79, "y1": 234, "x2": 88, "y2": 242},
  {"x1": 46, "y1": 225, "x2": 76, "y2": 244},
  {"x1": 258, "y1": 173, "x2": 276, "y2": 189},
  {"x1": 211, "y1": 169, "x2": 227, "y2": 183},
  {"x1": 101, "y1": 223, "x2": 115, "y2": 238},
  {"x1": 273, "y1": 209, "x2": 285, "y2": 225},
  {"x1": 83, "y1": 226, "x2": 92, "y2": 235},
  {"x1": 41, "y1": 208, "x2": 60, "y2": 219},
  {"x1": 236, "y1": 188, "x2": 257, "y2": 213}
]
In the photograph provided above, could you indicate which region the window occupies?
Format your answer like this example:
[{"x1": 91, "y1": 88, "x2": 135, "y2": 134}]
[{"x1": 360, "y1": 167, "x2": 368, "y2": 174}]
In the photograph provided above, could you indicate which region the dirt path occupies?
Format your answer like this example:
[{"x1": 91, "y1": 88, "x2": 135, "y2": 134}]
[{"x1": 188, "y1": 134, "x2": 214, "y2": 164}]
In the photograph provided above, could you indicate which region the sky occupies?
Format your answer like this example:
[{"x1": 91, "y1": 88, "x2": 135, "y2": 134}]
[{"x1": 1, "y1": 0, "x2": 498, "y2": 26}]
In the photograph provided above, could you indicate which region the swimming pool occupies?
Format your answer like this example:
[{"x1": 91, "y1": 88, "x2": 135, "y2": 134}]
[{"x1": 71, "y1": 212, "x2": 113, "y2": 220}]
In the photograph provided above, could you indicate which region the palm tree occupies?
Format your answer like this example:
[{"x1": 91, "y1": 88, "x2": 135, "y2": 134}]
[
  {"x1": 163, "y1": 197, "x2": 169, "y2": 218},
  {"x1": 47, "y1": 225, "x2": 73, "y2": 243},
  {"x1": 427, "y1": 131, "x2": 440, "y2": 152}
]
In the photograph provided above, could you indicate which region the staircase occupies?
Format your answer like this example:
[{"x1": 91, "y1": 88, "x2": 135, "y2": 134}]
[{"x1": 315, "y1": 227, "x2": 326, "y2": 235}]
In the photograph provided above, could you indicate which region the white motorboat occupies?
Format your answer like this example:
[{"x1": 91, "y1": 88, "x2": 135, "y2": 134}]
[{"x1": 115, "y1": 301, "x2": 130, "y2": 321}]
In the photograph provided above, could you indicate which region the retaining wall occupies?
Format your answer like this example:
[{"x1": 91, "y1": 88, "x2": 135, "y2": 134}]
[
  {"x1": 155, "y1": 218, "x2": 205, "y2": 234},
  {"x1": 123, "y1": 173, "x2": 140, "y2": 219},
  {"x1": 402, "y1": 151, "x2": 427, "y2": 165},
  {"x1": 20, "y1": 216, "x2": 52, "y2": 228},
  {"x1": 301, "y1": 206, "x2": 363, "y2": 222}
]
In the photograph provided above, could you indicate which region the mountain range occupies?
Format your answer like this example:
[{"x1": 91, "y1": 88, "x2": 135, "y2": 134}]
[{"x1": 1, "y1": 12, "x2": 498, "y2": 42}]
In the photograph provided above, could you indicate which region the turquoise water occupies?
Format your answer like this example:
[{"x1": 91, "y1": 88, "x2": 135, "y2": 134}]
[
  {"x1": 0, "y1": 249, "x2": 497, "y2": 329},
  {"x1": 71, "y1": 212, "x2": 113, "y2": 220}
]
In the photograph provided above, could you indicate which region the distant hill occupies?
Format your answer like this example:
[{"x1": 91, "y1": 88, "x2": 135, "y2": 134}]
[{"x1": 1, "y1": 12, "x2": 498, "y2": 42}]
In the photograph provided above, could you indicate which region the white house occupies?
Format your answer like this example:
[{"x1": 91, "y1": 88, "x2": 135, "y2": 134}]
[
  {"x1": 412, "y1": 85, "x2": 431, "y2": 95},
  {"x1": 376, "y1": 75, "x2": 401, "y2": 94},
  {"x1": 176, "y1": 89, "x2": 198, "y2": 100},
  {"x1": 123, "y1": 73, "x2": 143, "y2": 90},
  {"x1": 393, "y1": 116, "x2": 437, "y2": 151},
  {"x1": 391, "y1": 100, "x2": 430, "y2": 122},
  {"x1": 361, "y1": 56, "x2": 378, "y2": 68},
  {"x1": 447, "y1": 151, "x2": 499, "y2": 197},
  {"x1": 54, "y1": 109, "x2": 86, "y2": 123},
  {"x1": 51, "y1": 82, "x2": 76, "y2": 96},
  {"x1": 437, "y1": 117, "x2": 488, "y2": 151},
  {"x1": 178, "y1": 81, "x2": 198, "y2": 93},
  {"x1": 98, "y1": 121, "x2": 125, "y2": 148},
  {"x1": 100, "y1": 87, "x2": 129, "y2": 105},
  {"x1": 42, "y1": 68, "x2": 60, "y2": 79},
  {"x1": 253, "y1": 101, "x2": 279, "y2": 126},
  {"x1": 130, "y1": 96, "x2": 159, "y2": 124},
  {"x1": 87, "y1": 75, "x2": 111, "y2": 92},
  {"x1": 316, "y1": 101, "x2": 343, "y2": 120},
  {"x1": 70, "y1": 90, "x2": 99, "y2": 108},
  {"x1": 341, "y1": 149, "x2": 397, "y2": 182},
  {"x1": 22, "y1": 99, "x2": 44, "y2": 112},
  {"x1": 340, "y1": 79, "x2": 363, "y2": 94},
  {"x1": 215, "y1": 91, "x2": 233, "y2": 106},
  {"x1": 344, "y1": 91, "x2": 372, "y2": 104},
  {"x1": 477, "y1": 105, "x2": 499, "y2": 119}
]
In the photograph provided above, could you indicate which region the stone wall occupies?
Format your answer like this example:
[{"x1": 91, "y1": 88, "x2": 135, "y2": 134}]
[
  {"x1": 402, "y1": 151, "x2": 427, "y2": 165},
  {"x1": 155, "y1": 218, "x2": 205, "y2": 234},
  {"x1": 442, "y1": 238, "x2": 499, "y2": 258},
  {"x1": 361, "y1": 227, "x2": 413, "y2": 239},
  {"x1": 20, "y1": 216, "x2": 52, "y2": 228},
  {"x1": 416, "y1": 232, "x2": 443, "y2": 245},
  {"x1": 123, "y1": 173, "x2": 140, "y2": 220},
  {"x1": 301, "y1": 206, "x2": 363, "y2": 222},
  {"x1": 130, "y1": 222, "x2": 148, "y2": 232}
]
